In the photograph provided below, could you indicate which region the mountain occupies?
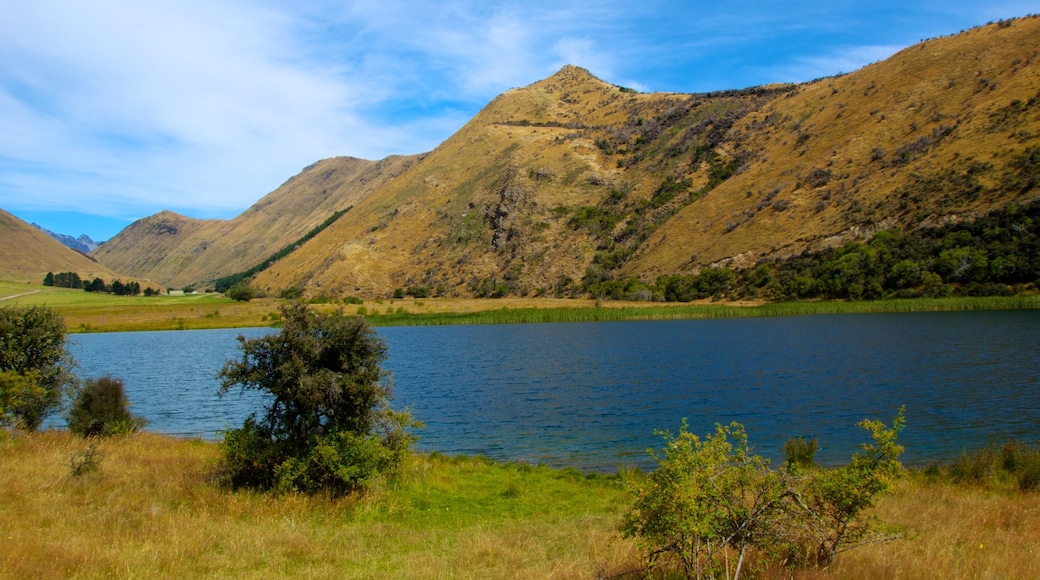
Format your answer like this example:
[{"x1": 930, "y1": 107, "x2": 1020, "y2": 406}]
[
  {"x1": 92, "y1": 155, "x2": 421, "y2": 290},
  {"x1": 32, "y1": 224, "x2": 98, "y2": 254},
  {"x1": 0, "y1": 208, "x2": 136, "y2": 285},
  {"x1": 98, "y1": 16, "x2": 1040, "y2": 298}
]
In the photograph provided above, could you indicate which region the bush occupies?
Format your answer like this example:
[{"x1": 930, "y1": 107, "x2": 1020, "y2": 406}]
[
  {"x1": 0, "y1": 306, "x2": 75, "y2": 431},
  {"x1": 226, "y1": 283, "x2": 256, "y2": 302},
  {"x1": 623, "y1": 408, "x2": 906, "y2": 578},
  {"x1": 66, "y1": 376, "x2": 146, "y2": 437},
  {"x1": 217, "y1": 303, "x2": 417, "y2": 495}
]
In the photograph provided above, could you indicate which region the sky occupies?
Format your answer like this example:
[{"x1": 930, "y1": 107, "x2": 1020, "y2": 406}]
[{"x1": 1, "y1": 1, "x2": 1034, "y2": 242}]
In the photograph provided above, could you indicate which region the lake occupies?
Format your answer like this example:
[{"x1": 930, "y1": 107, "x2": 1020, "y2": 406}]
[{"x1": 65, "y1": 310, "x2": 1040, "y2": 471}]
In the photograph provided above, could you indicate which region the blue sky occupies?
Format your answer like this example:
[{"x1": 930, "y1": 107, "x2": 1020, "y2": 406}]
[{"x1": 1, "y1": 1, "x2": 1034, "y2": 242}]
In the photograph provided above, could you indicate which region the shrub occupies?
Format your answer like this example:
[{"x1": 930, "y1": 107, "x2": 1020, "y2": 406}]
[
  {"x1": 623, "y1": 408, "x2": 906, "y2": 578},
  {"x1": 217, "y1": 303, "x2": 417, "y2": 495},
  {"x1": 66, "y1": 376, "x2": 146, "y2": 437},
  {"x1": 783, "y1": 436, "x2": 818, "y2": 469},
  {"x1": 0, "y1": 306, "x2": 75, "y2": 431},
  {"x1": 226, "y1": 283, "x2": 256, "y2": 302}
]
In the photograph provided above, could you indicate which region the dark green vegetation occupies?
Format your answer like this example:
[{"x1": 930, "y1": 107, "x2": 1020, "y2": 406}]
[
  {"x1": 0, "y1": 306, "x2": 75, "y2": 431},
  {"x1": 216, "y1": 303, "x2": 416, "y2": 495},
  {"x1": 44, "y1": 272, "x2": 146, "y2": 296},
  {"x1": 930, "y1": 439, "x2": 1040, "y2": 493},
  {"x1": 586, "y1": 199, "x2": 1040, "y2": 302},
  {"x1": 66, "y1": 375, "x2": 146, "y2": 437},
  {"x1": 213, "y1": 207, "x2": 352, "y2": 293},
  {"x1": 622, "y1": 409, "x2": 906, "y2": 579}
]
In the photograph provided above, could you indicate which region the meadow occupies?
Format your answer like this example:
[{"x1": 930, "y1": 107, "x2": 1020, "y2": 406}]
[
  {"x1": 3, "y1": 279, "x2": 1038, "y2": 333},
  {"x1": 2, "y1": 431, "x2": 1039, "y2": 579}
]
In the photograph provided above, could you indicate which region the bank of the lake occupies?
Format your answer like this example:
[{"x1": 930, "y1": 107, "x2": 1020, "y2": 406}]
[
  {"x1": 3, "y1": 431, "x2": 1040, "y2": 579},
  {"x1": 2, "y1": 279, "x2": 1038, "y2": 332}
]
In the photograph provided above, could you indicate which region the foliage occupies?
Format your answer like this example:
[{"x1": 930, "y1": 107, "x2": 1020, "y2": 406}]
[
  {"x1": 66, "y1": 376, "x2": 146, "y2": 437},
  {"x1": 623, "y1": 408, "x2": 906, "y2": 578},
  {"x1": 225, "y1": 282, "x2": 257, "y2": 302},
  {"x1": 217, "y1": 303, "x2": 416, "y2": 494},
  {"x1": 784, "y1": 436, "x2": 818, "y2": 469},
  {"x1": 608, "y1": 199, "x2": 1040, "y2": 303},
  {"x1": 0, "y1": 306, "x2": 75, "y2": 431},
  {"x1": 622, "y1": 421, "x2": 790, "y2": 579},
  {"x1": 938, "y1": 440, "x2": 1040, "y2": 492},
  {"x1": 43, "y1": 271, "x2": 83, "y2": 289}
]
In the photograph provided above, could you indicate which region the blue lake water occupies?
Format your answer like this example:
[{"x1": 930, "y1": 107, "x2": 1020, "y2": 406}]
[{"x1": 65, "y1": 310, "x2": 1040, "y2": 471}]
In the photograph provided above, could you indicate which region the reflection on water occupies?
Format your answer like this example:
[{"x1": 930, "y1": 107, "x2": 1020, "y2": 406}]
[{"x1": 67, "y1": 310, "x2": 1040, "y2": 471}]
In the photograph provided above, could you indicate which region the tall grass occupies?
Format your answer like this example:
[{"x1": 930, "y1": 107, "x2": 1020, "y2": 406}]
[
  {"x1": 3, "y1": 432, "x2": 1040, "y2": 578},
  {"x1": 369, "y1": 295, "x2": 1040, "y2": 327}
]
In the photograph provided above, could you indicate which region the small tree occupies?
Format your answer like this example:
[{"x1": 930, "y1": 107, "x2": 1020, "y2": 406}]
[
  {"x1": 217, "y1": 303, "x2": 416, "y2": 494},
  {"x1": 226, "y1": 283, "x2": 256, "y2": 302},
  {"x1": 0, "y1": 306, "x2": 75, "y2": 430},
  {"x1": 66, "y1": 376, "x2": 146, "y2": 437}
]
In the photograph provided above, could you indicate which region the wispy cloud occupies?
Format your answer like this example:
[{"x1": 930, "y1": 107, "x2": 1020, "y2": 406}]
[{"x1": 0, "y1": 0, "x2": 1032, "y2": 239}]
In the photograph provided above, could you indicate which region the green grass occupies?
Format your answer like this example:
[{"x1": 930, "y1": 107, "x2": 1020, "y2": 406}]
[
  {"x1": 4, "y1": 279, "x2": 1038, "y2": 333},
  {"x1": 365, "y1": 295, "x2": 1040, "y2": 327}
]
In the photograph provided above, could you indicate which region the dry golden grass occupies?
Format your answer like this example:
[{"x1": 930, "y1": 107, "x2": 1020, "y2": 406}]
[
  {"x1": 0, "y1": 432, "x2": 634, "y2": 579},
  {"x1": 4, "y1": 431, "x2": 1040, "y2": 578}
]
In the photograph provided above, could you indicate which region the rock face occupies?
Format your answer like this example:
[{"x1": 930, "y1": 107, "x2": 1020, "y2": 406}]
[
  {"x1": 31, "y1": 224, "x2": 98, "y2": 254},
  {"x1": 96, "y1": 18, "x2": 1040, "y2": 297}
]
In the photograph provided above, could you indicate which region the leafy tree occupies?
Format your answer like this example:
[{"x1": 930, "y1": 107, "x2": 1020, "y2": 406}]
[
  {"x1": 217, "y1": 303, "x2": 416, "y2": 494},
  {"x1": 66, "y1": 376, "x2": 146, "y2": 437},
  {"x1": 225, "y1": 283, "x2": 256, "y2": 302},
  {"x1": 0, "y1": 306, "x2": 75, "y2": 430},
  {"x1": 42, "y1": 272, "x2": 55, "y2": 287}
]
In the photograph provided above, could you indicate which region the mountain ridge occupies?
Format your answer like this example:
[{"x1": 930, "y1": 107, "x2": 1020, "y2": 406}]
[{"x1": 91, "y1": 16, "x2": 1040, "y2": 298}]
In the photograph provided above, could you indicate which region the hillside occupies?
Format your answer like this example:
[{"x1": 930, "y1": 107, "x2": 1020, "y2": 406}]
[
  {"x1": 0, "y1": 208, "x2": 140, "y2": 285},
  {"x1": 93, "y1": 155, "x2": 421, "y2": 289},
  {"x1": 99, "y1": 16, "x2": 1040, "y2": 298}
]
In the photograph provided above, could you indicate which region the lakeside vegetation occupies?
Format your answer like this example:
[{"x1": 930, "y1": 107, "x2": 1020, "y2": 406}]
[
  {"x1": 2, "y1": 431, "x2": 1040, "y2": 578},
  {"x1": 2, "y1": 279, "x2": 1038, "y2": 333}
]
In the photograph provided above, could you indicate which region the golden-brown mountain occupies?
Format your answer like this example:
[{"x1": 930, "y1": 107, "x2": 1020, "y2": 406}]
[
  {"x1": 0, "y1": 208, "x2": 148, "y2": 287},
  {"x1": 99, "y1": 16, "x2": 1040, "y2": 298},
  {"x1": 93, "y1": 155, "x2": 421, "y2": 290}
]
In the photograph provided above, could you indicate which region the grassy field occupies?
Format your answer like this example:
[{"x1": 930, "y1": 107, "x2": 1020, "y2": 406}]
[
  {"x1": 2, "y1": 431, "x2": 1039, "y2": 579},
  {"x1": 3, "y1": 280, "x2": 1039, "y2": 333}
]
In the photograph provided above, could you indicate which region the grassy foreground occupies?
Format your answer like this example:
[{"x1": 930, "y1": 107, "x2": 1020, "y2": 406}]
[
  {"x1": 3, "y1": 432, "x2": 1040, "y2": 579},
  {"x1": 3, "y1": 280, "x2": 1039, "y2": 333}
]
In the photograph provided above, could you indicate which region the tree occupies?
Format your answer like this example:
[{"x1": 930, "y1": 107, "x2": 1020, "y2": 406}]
[
  {"x1": 217, "y1": 303, "x2": 416, "y2": 494},
  {"x1": 225, "y1": 282, "x2": 256, "y2": 302},
  {"x1": 66, "y1": 376, "x2": 146, "y2": 437},
  {"x1": 0, "y1": 306, "x2": 75, "y2": 430}
]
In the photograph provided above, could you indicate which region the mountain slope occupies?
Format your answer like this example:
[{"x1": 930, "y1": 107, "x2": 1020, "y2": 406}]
[
  {"x1": 248, "y1": 16, "x2": 1040, "y2": 298},
  {"x1": 0, "y1": 208, "x2": 135, "y2": 284},
  {"x1": 93, "y1": 16, "x2": 1040, "y2": 298},
  {"x1": 93, "y1": 155, "x2": 422, "y2": 289}
]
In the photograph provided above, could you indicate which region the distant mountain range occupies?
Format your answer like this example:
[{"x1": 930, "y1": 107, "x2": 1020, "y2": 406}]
[
  {"x1": 6, "y1": 16, "x2": 1040, "y2": 298},
  {"x1": 31, "y1": 224, "x2": 99, "y2": 255}
]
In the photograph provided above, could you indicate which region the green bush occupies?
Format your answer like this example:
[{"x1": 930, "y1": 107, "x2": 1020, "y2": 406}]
[
  {"x1": 226, "y1": 283, "x2": 257, "y2": 302},
  {"x1": 217, "y1": 303, "x2": 417, "y2": 495},
  {"x1": 0, "y1": 306, "x2": 75, "y2": 431},
  {"x1": 66, "y1": 376, "x2": 146, "y2": 437},
  {"x1": 623, "y1": 408, "x2": 906, "y2": 578}
]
